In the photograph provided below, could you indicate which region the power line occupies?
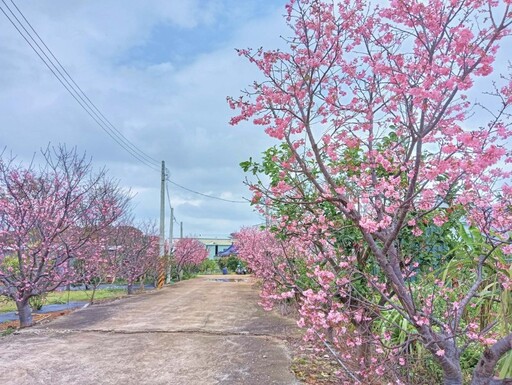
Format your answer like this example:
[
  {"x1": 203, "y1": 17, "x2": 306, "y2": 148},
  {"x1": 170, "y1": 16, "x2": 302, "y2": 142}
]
[
  {"x1": 2, "y1": 1, "x2": 248, "y2": 206},
  {"x1": 165, "y1": 180, "x2": 180, "y2": 225},
  {"x1": 0, "y1": 0, "x2": 160, "y2": 172},
  {"x1": 165, "y1": 180, "x2": 172, "y2": 210},
  {"x1": 166, "y1": 175, "x2": 247, "y2": 204},
  {"x1": 8, "y1": 0, "x2": 159, "y2": 167},
  {"x1": 165, "y1": 179, "x2": 180, "y2": 225}
]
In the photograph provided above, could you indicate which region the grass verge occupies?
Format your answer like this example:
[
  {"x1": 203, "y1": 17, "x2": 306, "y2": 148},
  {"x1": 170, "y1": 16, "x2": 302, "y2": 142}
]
[{"x1": 0, "y1": 288, "x2": 126, "y2": 313}]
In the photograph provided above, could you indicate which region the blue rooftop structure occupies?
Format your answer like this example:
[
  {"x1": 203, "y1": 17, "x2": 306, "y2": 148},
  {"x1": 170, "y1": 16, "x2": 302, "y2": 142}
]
[{"x1": 216, "y1": 244, "x2": 237, "y2": 257}]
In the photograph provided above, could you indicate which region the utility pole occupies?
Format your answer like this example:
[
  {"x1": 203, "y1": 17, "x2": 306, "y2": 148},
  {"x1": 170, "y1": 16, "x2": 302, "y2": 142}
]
[
  {"x1": 169, "y1": 207, "x2": 174, "y2": 247},
  {"x1": 180, "y1": 221, "x2": 183, "y2": 238},
  {"x1": 166, "y1": 206, "x2": 174, "y2": 284},
  {"x1": 157, "y1": 160, "x2": 165, "y2": 289}
]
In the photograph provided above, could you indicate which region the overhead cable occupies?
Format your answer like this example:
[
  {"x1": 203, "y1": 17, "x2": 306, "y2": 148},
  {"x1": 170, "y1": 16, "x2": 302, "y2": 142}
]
[
  {"x1": 2, "y1": 1, "x2": 247, "y2": 203},
  {"x1": 0, "y1": 0, "x2": 160, "y2": 172},
  {"x1": 166, "y1": 176, "x2": 247, "y2": 204}
]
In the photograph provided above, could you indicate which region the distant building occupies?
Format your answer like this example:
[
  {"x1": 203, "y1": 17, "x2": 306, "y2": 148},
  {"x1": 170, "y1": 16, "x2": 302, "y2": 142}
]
[
  {"x1": 216, "y1": 244, "x2": 237, "y2": 257},
  {"x1": 195, "y1": 238, "x2": 232, "y2": 259}
]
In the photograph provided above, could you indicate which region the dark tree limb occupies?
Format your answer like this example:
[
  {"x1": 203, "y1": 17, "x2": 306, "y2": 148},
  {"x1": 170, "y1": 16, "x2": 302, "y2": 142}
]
[{"x1": 472, "y1": 333, "x2": 512, "y2": 385}]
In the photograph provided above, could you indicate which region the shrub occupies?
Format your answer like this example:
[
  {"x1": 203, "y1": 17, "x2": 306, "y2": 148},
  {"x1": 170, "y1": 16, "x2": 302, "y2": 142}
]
[
  {"x1": 29, "y1": 294, "x2": 47, "y2": 311},
  {"x1": 199, "y1": 259, "x2": 219, "y2": 274}
]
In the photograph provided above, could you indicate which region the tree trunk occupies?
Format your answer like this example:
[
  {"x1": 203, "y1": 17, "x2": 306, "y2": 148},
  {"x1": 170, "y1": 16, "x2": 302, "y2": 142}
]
[
  {"x1": 355, "y1": 320, "x2": 373, "y2": 367},
  {"x1": 420, "y1": 333, "x2": 463, "y2": 385},
  {"x1": 444, "y1": 375, "x2": 463, "y2": 385},
  {"x1": 127, "y1": 283, "x2": 134, "y2": 295},
  {"x1": 438, "y1": 350, "x2": 463, "y2": 385},
  {"x1": 472, "y1": 377, "x2": 512, "y2": 385},
  {"x1": 471, "y1": 334, "x2": 512, "y2": 385},
  {"x1": 16, "y1": 299, "x2": 33, "y2": 328},
  {"x1": 89, "y1": 287, "x2": 97, "y2": 304}
]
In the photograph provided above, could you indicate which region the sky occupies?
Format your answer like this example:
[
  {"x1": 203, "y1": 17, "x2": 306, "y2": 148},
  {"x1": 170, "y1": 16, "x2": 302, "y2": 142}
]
[
  {"x1": 0, "y1": 0, "x2": 288, "y2": 239},
  {"x1": 3, "y1": 1, "x2": 508, "y2": 242}
]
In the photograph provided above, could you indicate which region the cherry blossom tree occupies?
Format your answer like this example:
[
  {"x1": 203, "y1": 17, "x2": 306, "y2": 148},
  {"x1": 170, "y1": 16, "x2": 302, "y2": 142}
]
[
  {"x1": 111, "y1": 223, "x2": 159, "y2": 294},
  {"x1": 230, "y1": 1, "x2": 512, "y2": 383},
  {"x1": 171, "y1": 238, "x2": 208, "y2": 280},
  {"x1": 69, "y1": 177, "x2": 132, "y2": 302},
  {"x1": 234, "y1": 227, "x2": 306, "y2": 311},
  {"x1": 72, "y1": 231, "x2": 116, "y2": 304},
  {"x1": 0, "y1": 146, "x2": 129, "y2": 327}
]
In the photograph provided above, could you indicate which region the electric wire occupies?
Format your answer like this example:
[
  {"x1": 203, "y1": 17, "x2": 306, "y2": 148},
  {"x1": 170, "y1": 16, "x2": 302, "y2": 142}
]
[
  {"x1": 2, "y1": 1, "x2": 248, "y2": 204},
  {"x1": 165, "y1": 180, "x2": 178, "y2": 242},
  {"x1": 165, "y1": 180, "x2": 178, "y2": 225},
  {"x1": 164, "y1": 167, "x2": 246, "y2": 203},
  {"x1": 0, "y1": 0, "x2": 160, "y2": 172},
  {"x1": 2, "y1": 0, "x2": 159, "y2": 170},
  {"x1": 8, "y1": 0, "x2": 160, "y2": 167},
  {"x1": 165, "y1": 181, "x2": 172, "y2": 210},
  {"x1": 166, "y1": 176, "x2": 247, "y2": 204}
]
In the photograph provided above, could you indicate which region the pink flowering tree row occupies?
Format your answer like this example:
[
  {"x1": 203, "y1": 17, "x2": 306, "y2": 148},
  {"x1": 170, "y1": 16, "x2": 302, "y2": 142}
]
[
  {"x1": 230, "y1": 0, "x2": 512, "y2": 384},
  {"x1": 0, "y1": 146, "x2": 130, "y2": 327},
  {"x1": 71, "y1": 220, "x2": 159, "y2": 300},
  {"x1": 234, "y1": 227, "x2": 306, "y2": 311},
  {"x1": 72, "y1": 233, "x2": 111, "y2": 303},
  {"x1": 109, "y1": 222, "x2": 160, "y2": 294},
  {"x1": 171, "y1": 238, "x2": 208, "y2": 280}
]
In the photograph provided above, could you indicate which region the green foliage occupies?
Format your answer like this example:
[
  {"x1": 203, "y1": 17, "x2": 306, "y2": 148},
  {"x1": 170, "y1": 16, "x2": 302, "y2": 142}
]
[
  {"x1": 0, "y1": 255, "x2": 19, "y2": 272},
  {"x1": 29, "y1": 294, "x2": 47, "y2": 311},
  {"x1": 0, "y1": 296, "x2": 16, "y2": 313},
  {"x1": 217, "y1": 257, "x2": 227, "y2": 269},
  {"x1": 239, "y1": 113, "x2": 511, "y2": 382},
  {"x1": 54, "y1": 288, "x2": 126, "y2": 304},
  {"x1": 1, "y1": 327, "x2": 15, "y2": 337},
  {"x1": 371, "y1": 222, "x2": 512, "y2": 382},
  {"x1": 169, "y1": 263, "x2": 200, "y2": 281},
  {"x1": 291, "y1": 258, "x2": 317, "y2": 291},
  {"x1": 226, "y1": 256, "x2": 242, "y2": 272},
  {"x1": 499, "y1": 351, "x2": 512, "y2": 379},
  {"x1": 199, "y1": 259, "x2": 219, "y2": 274},
  {"x1": 217, "y1": 256, "x2": 245, "y2": 272},
  {"x1": 241, "y1": 144, "x2": 291, "y2": 187},
  {"x1": 0, "y1": 288, "x2": 125, "y2": 313},
  {"x1": 398, "y1": 206, "x2": 465, "y2": 275},
  {"x1": 181, "y1": 271, "x2": 198, "y2": 280},
  {"x1": 378, "y1": 308, "x2": 444, "y2": 384}
]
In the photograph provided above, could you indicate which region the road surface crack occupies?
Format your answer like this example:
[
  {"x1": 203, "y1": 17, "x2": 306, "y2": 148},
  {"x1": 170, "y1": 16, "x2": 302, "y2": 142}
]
[{"x1": 18, "y1": 327, "x2": 292, "y2": 340}]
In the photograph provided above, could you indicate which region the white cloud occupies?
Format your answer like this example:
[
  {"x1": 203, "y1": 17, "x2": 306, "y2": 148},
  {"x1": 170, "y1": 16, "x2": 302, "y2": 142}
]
[{"x1": 0, "y1": 0, "x2": 287, "y2": 238}]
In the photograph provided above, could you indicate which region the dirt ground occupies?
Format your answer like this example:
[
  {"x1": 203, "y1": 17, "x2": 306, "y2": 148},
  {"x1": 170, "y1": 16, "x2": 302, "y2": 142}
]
[
  {"x1": 1, "y1": 310, "x2": 73, "y2": 332},
  {"x1": 0, "y1": 276, "x2": 301, "y2": 385}
]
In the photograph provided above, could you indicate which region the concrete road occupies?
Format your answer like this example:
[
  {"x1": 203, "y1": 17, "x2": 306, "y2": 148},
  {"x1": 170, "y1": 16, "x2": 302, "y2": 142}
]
[{"x1": 0, "y1": 276, "x2": 300, "y2": 385}]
